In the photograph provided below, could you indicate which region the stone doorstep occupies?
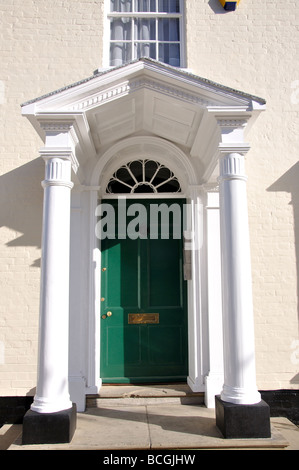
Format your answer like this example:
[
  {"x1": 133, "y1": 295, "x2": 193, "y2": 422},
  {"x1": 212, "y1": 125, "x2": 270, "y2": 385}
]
[
  {"x1": 87, "y1": 395, "x2": 204, "y2": 407},
  {"x1": 86, "y1": 384, "x2": 205, "y2": 407}
]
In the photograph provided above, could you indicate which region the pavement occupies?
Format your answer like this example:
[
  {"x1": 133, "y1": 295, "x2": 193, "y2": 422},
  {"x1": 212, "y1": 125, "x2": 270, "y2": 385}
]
[{"x1": 2, "y1": 384, "x2": 299, "y2": 451}]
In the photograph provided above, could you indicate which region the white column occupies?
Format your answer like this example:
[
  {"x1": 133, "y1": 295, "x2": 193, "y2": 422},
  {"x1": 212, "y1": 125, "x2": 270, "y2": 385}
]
[
  {"x1": 31, "y1": 151, "x2": 74, "y2": 413},
  {"x1": 218, "y1": 152, "x2": 261, "y2": 405}
]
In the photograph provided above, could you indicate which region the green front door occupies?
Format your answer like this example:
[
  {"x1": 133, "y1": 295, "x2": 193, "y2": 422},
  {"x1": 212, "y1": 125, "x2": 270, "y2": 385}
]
[{"x1": 100, "y1": 199, "x2": 188, "y2": 383}]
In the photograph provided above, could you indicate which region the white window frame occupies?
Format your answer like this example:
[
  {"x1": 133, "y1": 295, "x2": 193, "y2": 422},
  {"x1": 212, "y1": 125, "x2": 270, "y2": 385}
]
[{"x1": 103, "y1": 0, "x2": 186, "y2": 69}]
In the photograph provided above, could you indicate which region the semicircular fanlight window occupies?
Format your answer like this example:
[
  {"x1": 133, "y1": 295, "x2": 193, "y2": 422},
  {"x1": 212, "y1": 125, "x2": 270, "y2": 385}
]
[{"x1": 106, "y1": 159, "x2": 181, "y2": 194}]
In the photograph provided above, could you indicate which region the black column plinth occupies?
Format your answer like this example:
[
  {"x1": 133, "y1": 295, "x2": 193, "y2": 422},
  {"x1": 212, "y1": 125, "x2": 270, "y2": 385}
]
[
  {"x1": 22, "y1": 403, "x2": 77, "y2": 445},
  {"x1": 215, "y1": 395, "x2": 271, "y2": 439}
]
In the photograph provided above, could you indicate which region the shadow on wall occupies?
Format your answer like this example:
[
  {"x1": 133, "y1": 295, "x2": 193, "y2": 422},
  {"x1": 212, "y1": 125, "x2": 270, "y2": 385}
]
[
  {"x1": 267, "y1": 161, "x2": 299, "y2": 387},
  {"x1": 267, "y1": 161, "x2": 299, "y2": 330},
  {"x1": 0, "y1": 158, "x2": 44, "y2": 267}
]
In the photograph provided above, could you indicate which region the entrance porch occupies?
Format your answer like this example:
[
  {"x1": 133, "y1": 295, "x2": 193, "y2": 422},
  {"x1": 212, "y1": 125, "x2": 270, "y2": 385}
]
[{"x1": 20, "y1": 58, "x2": 269, "y2": 443}]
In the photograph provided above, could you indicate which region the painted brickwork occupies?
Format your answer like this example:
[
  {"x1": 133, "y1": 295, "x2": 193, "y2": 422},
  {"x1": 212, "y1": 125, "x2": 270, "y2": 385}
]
[
  {"x1": 0, "y1": 0, "x2": 105, "y2": 396},
  {"x1": 185, "y1": 0, "x2": 299, "y2": 389},
  {"x1": 0, "y1": 0, "x2": 298, "y2": 396}
]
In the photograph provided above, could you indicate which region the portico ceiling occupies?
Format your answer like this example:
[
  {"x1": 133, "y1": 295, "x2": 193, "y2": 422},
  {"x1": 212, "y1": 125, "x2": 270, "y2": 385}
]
[{"x1": 21, "y1": 58, "x2": 266, "y2": 184}]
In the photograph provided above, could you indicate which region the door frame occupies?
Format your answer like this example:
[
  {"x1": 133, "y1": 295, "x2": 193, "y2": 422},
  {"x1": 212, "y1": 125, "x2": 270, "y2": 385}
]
[{"x1": 91, "y1": 191, "x2": 208, "y2": 392}]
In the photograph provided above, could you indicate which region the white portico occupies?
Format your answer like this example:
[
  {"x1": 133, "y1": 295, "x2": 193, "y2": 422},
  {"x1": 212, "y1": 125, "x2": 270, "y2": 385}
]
[{"x1": 21, "y1": 59, "x2": 266, "y2": 441}]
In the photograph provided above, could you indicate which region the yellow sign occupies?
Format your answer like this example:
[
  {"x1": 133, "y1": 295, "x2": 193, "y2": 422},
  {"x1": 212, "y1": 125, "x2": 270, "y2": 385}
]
[{"x1": 218, "y1": 0, "x2": 241, "y2": 10}]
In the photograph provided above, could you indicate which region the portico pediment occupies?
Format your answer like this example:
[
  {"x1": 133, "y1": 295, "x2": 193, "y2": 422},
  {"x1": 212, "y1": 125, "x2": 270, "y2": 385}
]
[{"x1": 21, "y1": 58, "x2": 265, "y2": 184}]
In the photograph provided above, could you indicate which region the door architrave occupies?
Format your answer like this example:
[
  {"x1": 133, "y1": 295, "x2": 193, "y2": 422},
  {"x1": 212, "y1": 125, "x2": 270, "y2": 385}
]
[{"x1": 85, "y1": 136, "x2": 208, "y2": 394}]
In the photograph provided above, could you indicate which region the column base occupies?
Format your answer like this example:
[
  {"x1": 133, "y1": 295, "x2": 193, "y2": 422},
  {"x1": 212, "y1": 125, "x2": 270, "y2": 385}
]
[
  {"x1": 215, "y1": 395, "x2": 271, "y2": 439},
  {"x1": 22, "y1": 404, "x2": 77, "y2": 445}
]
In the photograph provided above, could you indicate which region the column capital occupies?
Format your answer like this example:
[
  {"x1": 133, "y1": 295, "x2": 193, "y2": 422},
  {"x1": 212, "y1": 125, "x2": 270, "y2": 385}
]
[
  {"x1": 218, "y1": 151, "x2": 248, "y2": 183},
  {"x1": 218, "y1": 143, "x2": 251, "y2": 156},
  {"x1": 40, "y1": 146, "x2": 79, "y2": 177},
  {"x1": 40, "y1": 149, "x2": 74, "y2": 190},
  {"x1": 39, "y1": 146, "x2": 74, "y2": 159}
]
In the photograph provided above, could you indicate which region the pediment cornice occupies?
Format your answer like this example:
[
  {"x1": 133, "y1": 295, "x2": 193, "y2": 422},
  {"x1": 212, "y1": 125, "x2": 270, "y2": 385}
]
[
  {"x1": 22, "y1": 58, "x2": 265, "y2": 114},
  {"x1": 62, "y1": 77, "x2": 215, "y2": 113},
  {"x1": 21, "y1": 59, "x2": 265, "y2": 186}
]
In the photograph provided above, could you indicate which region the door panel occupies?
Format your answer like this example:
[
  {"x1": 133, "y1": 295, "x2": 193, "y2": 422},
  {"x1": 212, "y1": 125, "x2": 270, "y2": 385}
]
[
  {"x1": 148, "y1": 238, "x2": 182, "y2": 307},
  {"x1": 148, "y1": 326, "x2": 184, "y2": 364},
  {"x1": 100, "y1": 199, "x2": 188, "y2": 383}
]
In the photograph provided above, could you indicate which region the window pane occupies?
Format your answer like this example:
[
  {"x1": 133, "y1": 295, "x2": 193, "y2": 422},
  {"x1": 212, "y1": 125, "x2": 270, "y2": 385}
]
[
  {"x1": 111, "y1": 18, "x2": 132, "y2": 40},
  {"x1": 116, "y1": 167, "x2": 135, "y2": 186},
  {"x1": 145, "y1": 160, "x2": 159, "y2": 181},
  {"x1": 159, "y1": 42, "x2": 180, "y2": 66},
  {"x1": 135, "y1": 18, "x2": 156, "y2": 40},
  {"x1": 158, "y1": 0, "x2": 180, "y2": 13},
  {"x1": 158, "y1": 18, "x2": 180, "y2": 42},
  {"x1": 110, "y1": 42, "x2": 132, "y2": 66},
  {"x1": 107, "y1": 180, "x2": 132, "y2": 193},
  {"x1": 152, "y1": 167, "x2": 171, "y2": 186},
  {"x1": 110, "y1": 0, "x2": 132, "y2": 12},
  {"x1": 128, "y1": 161, "x2": 143, "y2": 181},
  {"x1": 135, "y1": 0, "x2": 156, "y2": 12},
  {"x1": 134, "y1": 184, "x2": 155, "y2": 193},
  {"x1": 135, "y1": 42, "x2": 156, "y2": 60},
  {"x1": 157, "y1": 178, "x2": 180, "y2": 192}
]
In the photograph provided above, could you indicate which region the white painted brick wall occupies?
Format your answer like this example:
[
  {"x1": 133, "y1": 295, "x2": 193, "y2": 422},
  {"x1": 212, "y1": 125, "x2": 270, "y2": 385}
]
[
  {"x1": 186, "y1": 0, "x2": 299, "y2": 390},
  {"x1": 0, "y1": 0, "x2": 105, "y2": 396},
  {"x1": 0, "y1": 0, "x2": 298, "y2": 395}
]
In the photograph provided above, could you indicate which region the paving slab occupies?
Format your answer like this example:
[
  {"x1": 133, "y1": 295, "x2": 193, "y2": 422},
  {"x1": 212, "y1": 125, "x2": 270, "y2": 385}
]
[
  {"x1": 0, "y1": 424, "x2": 22, "y2": 450},
  {"x1": 146, "y1": 404, "x2": 290, "y2": 450},
  {"x1": 68, "y1": 406, "x2": 151, "y2": 450},
  {"x1": 7, "y1": 403, "x2": 296, "y2": 451}
]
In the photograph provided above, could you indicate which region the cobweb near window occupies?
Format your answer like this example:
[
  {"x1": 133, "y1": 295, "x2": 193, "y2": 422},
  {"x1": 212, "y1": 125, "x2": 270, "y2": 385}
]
[{"x1": 106, "y1": 159, "x2": 181, "y2": 194}]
